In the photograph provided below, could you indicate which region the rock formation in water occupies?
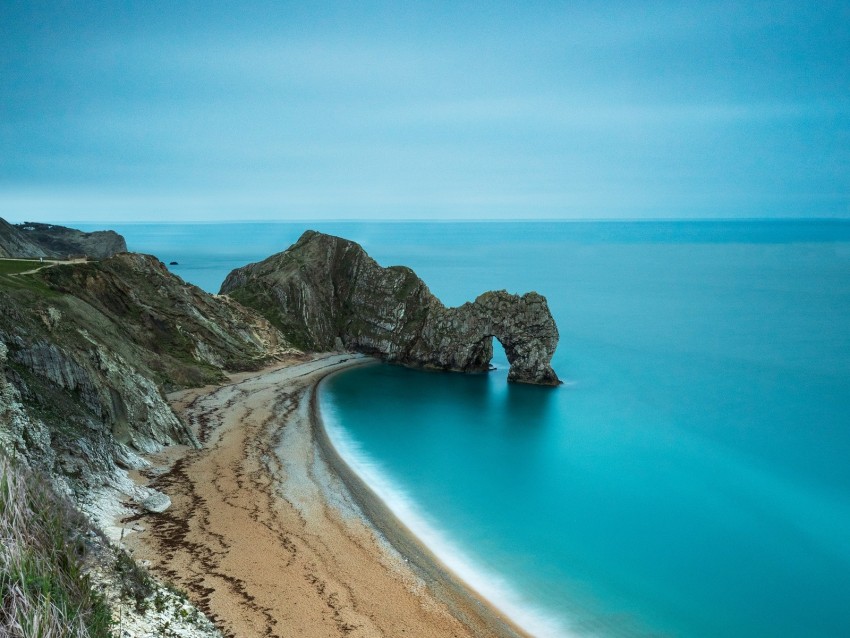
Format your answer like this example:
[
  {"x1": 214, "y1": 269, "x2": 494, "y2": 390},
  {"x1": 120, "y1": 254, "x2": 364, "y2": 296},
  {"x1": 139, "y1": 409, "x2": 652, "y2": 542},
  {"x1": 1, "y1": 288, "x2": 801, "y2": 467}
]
[
  {"x1": 0, "y1": 217, "x2": 127, "y2": 259},
  {"x1": 221, "y1": 230, "x2": 560, "y2": 385}
]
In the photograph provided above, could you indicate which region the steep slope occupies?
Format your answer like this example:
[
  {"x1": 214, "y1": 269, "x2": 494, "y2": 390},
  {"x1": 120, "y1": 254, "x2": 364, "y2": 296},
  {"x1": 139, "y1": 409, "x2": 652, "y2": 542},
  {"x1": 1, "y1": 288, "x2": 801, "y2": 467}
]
[
  {"x1": 1, "y1": 249, "x2": 291, "y2": 638},
  {"x1": 221, "y1": 230, "x2": 560, "y2": 385},
  {"x1": 0, "y1": 217, "x2": 49, "y2": 258},
  {"x1": 1, "y1": 253, "x2": 290, "y2": 504}
]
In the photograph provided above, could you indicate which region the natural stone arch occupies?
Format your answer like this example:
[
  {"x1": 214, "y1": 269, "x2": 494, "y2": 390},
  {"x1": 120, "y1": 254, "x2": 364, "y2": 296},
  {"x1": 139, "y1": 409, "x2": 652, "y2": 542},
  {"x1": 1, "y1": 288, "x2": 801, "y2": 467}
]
[
  {"x1": 221, "y1": 231, "x2": 561, "y2": 386},
  {"x1": 434, "y1": 291, "x2": 560, "y2": 385}
]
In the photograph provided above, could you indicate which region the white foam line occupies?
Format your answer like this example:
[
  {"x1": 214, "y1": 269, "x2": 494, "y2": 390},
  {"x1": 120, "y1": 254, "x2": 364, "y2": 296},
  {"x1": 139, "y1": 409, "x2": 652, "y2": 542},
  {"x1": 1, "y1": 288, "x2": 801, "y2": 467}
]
[{"x1": 321, "y1": 399, "x2": 581, "y2": 638}]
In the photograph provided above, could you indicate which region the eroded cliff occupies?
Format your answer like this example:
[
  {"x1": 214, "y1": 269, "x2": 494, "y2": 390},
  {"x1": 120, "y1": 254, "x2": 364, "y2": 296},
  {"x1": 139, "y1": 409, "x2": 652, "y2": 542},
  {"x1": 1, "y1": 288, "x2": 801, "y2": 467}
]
[
  {"x1": 0, "y1": 217, "x2": 127, "y2": 259},
  {"x1": 1, "y1": 252, "x2": 290, "y2": 510},
  {"x1": 221, "y1": 230, "x2": 560, "y2": 385},
  {"x1": 1, "y1": 237, "x2": 290, "y2": 637}
]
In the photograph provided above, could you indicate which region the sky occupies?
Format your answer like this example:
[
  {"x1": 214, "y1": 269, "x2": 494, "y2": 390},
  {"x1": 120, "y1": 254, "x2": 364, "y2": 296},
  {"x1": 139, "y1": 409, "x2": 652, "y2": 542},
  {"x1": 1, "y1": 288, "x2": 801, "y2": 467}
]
[{"x1": 1, "y1": 1, "x2": 849, "y2": 223}]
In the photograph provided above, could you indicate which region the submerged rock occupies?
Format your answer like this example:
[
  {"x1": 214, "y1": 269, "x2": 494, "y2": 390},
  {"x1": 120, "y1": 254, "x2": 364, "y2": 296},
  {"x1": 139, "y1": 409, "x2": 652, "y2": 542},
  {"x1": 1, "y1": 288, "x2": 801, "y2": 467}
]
[{"x1": 221, "y1": 230, "x2": 561, "y2": 385}]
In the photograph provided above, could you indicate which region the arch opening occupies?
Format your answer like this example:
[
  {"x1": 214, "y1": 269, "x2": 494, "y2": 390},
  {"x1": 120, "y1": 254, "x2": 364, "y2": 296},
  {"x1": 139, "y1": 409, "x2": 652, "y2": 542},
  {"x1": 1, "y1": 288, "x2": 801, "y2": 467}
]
[{"x1": 489, "y1": 336, "x2": 510, "y2": 371}]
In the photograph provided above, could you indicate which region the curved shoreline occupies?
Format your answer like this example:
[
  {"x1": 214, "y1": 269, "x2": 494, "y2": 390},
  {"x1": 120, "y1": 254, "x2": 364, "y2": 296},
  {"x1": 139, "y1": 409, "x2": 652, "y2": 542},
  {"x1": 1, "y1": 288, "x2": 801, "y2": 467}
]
[
  {"x1": 122, "y1": 353, "x2": 533, "y2": 637},
  {"x1": 310, "y1": 368, "x2": 530, "y2": 638}
]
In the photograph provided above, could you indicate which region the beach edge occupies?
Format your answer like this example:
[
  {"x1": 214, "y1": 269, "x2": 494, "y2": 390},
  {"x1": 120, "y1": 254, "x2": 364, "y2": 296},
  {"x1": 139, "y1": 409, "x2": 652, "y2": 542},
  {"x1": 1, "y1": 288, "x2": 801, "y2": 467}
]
[{"x1": 310, "y1": 364, "x2": 531, "y2": 638}]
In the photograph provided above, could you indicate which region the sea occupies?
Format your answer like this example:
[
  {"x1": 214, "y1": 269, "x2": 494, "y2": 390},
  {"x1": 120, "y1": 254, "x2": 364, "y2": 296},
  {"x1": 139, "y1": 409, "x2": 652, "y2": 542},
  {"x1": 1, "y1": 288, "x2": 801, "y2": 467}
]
[{"x1": 79, "y1": 220, "x2": 850, "y2": 637}]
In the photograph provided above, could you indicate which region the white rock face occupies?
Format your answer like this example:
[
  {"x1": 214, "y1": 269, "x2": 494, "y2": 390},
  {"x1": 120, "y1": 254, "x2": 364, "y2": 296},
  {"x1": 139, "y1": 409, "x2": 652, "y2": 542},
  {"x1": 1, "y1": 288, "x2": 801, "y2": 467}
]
[
  {"x1": 0, "y1": 249, "x2": 293, "y2": 638},
  {"x1": 141, "y1": 492, "x2": 172, "y2": 513},
  {"x1": 85, "y1": 541, "x2": 223, "y2": 638},
  {"x1": 0, "y1": 250, "x2": 288, "y2": 500}
]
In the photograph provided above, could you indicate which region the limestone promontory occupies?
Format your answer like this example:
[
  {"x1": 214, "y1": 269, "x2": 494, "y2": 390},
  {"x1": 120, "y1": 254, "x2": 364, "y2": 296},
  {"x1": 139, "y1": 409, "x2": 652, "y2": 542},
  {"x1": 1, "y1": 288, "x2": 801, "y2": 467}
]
[
  {"x1": 220, "y1": 230, "x2": 560, "y2": 385},
  {"x1": 0, "y1": 217, "x2": 127, "y2": 259}
]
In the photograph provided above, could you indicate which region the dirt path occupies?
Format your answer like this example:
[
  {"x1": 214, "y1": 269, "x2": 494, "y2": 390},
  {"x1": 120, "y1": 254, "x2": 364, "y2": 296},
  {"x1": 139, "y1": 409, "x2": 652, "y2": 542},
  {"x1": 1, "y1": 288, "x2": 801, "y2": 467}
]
[{"x1": 0, "y1": 256, "x2": 90, "y2": 275}]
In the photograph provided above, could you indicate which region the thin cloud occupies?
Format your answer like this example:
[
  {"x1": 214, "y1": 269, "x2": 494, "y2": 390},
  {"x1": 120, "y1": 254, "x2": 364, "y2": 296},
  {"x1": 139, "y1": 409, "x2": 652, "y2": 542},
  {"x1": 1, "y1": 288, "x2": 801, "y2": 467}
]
[{"x1": 1, "y1": 2, "x2": 848, "y2": 222}]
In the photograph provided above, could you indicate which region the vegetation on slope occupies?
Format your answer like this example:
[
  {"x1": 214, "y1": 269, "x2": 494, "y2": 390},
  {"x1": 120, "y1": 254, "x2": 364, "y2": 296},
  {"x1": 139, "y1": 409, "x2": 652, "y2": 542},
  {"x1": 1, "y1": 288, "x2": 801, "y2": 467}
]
[
  {"x1": 0, "y1": 253, "x2": 289, "y2": 483},
  {"x1": 0, "y1": 260, "x2": 43, "y2": 276},
  {"x1": 0, "y1": 458, "x2": 112, "y2": 637},
  {"x1": 0, "y1": 218, "x2": 126, "y2": 260},
  {"x1": 1, "y1": 225, "x2": 288, "y2": 637}
]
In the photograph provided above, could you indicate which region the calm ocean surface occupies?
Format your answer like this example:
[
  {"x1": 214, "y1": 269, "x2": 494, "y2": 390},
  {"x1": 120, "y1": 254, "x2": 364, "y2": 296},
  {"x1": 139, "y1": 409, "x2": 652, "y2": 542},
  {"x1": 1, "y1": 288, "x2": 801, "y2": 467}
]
[{"x1": 81, "y1": 220, "x2": 850, "y2": 637}]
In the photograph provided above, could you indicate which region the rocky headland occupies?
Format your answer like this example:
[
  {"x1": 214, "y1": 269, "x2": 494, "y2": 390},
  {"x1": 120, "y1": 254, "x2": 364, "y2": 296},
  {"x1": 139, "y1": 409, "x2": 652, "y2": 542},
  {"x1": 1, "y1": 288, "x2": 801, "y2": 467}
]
[
  {"x1": 1, "y1": 251, "x2": 288, "y2": 479},
  {"x1": 221, "y1": 230, "x2": 560, "y2": 385},
  {"x1": 0, "y1": 217, "x2": 127, "y2": 259}
]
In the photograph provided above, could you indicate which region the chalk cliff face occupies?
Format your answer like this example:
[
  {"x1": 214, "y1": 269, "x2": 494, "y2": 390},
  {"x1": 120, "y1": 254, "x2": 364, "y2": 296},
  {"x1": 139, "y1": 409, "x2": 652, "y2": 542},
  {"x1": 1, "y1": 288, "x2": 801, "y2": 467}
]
[
  {"x1": 0, "y1": 217, "x2": 127, "y2": 258},
  {"x1": 1, "y1": 249, "x2": 247, "y2": 636},
  {"x1": 221, "y1": 230, "x2": 560, "y2": 385},
  {"x1": 1, "y1": 252, "x2": 289, "y2": 506}
]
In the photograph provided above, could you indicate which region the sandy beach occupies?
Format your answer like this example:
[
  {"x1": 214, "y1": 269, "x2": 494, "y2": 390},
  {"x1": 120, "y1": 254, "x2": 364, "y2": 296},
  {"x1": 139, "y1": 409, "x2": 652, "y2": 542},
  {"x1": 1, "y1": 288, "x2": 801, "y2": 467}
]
[{"x1": 122, "y1": 353, "x2": 529, "y2": 638}]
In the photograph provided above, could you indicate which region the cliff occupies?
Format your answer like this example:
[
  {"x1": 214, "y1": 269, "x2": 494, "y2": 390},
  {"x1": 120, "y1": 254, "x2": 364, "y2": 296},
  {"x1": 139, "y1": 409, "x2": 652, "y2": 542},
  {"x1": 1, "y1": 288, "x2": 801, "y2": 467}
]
[
  {"x1": 1, "y1": 242, "x2": 294, "y2": 636},
  {"x1": 0, "y1": 217, "x2": 127, "y2": 259},
  {"x1": 1, "y1": 252, "x2": 289, "y2": 508},
  {"x1": 221, "y1": 230, "x2": 560, "y2": 385}
]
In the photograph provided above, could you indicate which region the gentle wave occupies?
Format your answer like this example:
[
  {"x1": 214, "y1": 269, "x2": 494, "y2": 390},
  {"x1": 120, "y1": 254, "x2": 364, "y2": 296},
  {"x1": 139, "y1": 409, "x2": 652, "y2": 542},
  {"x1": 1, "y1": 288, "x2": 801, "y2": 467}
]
[{"x1": 320, "y1": 397, "x2": 580, "y2": 638}]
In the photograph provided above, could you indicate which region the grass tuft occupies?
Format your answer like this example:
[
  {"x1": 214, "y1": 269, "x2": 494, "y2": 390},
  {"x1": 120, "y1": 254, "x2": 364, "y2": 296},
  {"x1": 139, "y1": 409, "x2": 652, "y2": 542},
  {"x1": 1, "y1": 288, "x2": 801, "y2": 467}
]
[
  {"x1": 113, "y1": 548, "x2": 153, "y2": 614},
  {"x1": 0, "y1": 458, "x2": 112, "y2": 637}
]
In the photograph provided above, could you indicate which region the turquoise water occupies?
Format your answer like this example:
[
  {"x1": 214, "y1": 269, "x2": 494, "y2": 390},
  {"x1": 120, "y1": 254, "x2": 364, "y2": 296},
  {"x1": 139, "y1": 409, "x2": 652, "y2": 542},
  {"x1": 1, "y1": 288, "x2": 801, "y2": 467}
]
[{"x1": 82, "y1": 221, "x2": 850, "y2": 637}]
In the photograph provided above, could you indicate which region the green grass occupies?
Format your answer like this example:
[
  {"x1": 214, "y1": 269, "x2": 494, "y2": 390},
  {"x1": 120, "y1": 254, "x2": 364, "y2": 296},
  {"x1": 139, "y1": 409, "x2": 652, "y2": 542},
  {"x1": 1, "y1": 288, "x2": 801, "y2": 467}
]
[
  {"x1": 113, "y1": 549, "x2": 153, "y2": 614},
  {"x1": 0, "y1": 264, "x2": 59, "y2": 297},
  {"x1": 0, "y1": 458, "x2": 113, "y2": 637},
  {"x1": 0, "y1": 260, "x2": 42, "y2": 275}
]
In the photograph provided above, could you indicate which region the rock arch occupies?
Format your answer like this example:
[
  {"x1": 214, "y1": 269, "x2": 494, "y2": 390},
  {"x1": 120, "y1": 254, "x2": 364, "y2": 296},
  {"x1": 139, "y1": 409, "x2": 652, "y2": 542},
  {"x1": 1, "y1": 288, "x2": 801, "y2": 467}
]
[
  {"x1": 221, "y1": 231, "x2": 561, "y2": 386},
  {"x1": 415, "y1": 290, "x2": 560, "y2": 385}
]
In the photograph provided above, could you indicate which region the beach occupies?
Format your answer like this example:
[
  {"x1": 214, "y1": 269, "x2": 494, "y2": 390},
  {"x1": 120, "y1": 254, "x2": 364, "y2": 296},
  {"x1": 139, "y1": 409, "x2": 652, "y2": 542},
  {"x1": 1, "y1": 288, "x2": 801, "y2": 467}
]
[{"x1": 121, "y1": 353, "x2": 528, "y2": 638}]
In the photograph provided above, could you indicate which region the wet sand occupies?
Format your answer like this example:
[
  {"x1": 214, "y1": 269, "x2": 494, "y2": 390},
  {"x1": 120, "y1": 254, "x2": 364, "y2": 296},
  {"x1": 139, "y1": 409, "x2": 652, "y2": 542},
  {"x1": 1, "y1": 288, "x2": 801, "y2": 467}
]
[{"x1": 123, "y1": 353, "x2": 529, "y2": 638}]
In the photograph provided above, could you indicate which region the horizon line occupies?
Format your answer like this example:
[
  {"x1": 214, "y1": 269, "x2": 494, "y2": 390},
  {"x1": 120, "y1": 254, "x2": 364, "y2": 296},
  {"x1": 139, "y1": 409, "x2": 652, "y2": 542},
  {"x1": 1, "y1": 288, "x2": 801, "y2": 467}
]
[{"x1": 46, "y1": 216, "x2": 850, "y2": 226}]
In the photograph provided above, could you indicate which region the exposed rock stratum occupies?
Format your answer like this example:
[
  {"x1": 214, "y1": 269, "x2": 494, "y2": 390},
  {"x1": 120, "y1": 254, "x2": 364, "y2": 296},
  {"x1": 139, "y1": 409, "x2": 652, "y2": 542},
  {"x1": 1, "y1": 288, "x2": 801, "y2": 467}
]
[
  {"x1": 1, "y1": 252, "x2": 290, "y2": 501},
  {"x1": 221, "y1": 230, "x2": 561, "y2": 385}
]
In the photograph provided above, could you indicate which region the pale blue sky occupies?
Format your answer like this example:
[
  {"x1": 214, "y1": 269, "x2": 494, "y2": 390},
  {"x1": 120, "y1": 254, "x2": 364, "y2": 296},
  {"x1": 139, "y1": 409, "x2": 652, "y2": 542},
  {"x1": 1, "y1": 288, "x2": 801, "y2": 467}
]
[{"x1": 1, "y1": 1, "x2": 848, "y2": 222}]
